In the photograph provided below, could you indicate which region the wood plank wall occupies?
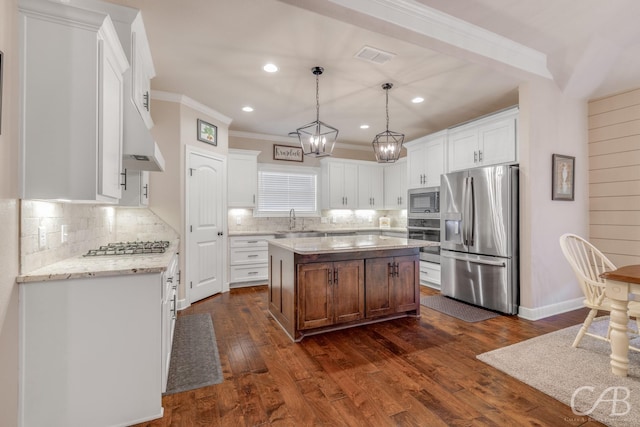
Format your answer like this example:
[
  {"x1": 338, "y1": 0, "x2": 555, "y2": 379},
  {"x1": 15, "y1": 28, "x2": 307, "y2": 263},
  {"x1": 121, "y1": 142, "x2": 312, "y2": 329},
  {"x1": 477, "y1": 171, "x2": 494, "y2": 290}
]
[{"x1": 588, "y1": 88, "x2": 640, "y2": 267}]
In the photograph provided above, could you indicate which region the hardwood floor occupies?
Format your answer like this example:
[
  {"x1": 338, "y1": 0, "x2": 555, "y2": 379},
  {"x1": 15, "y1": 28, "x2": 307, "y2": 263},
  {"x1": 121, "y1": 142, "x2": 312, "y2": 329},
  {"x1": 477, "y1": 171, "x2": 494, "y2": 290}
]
[{"x1": 135, "y1": 285, "x2": 605, "y2": 427}]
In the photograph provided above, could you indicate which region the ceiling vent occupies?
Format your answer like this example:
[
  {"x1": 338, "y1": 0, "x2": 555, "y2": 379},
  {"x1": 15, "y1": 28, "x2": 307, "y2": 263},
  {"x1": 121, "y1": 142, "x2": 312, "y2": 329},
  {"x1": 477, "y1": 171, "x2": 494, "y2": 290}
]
[{"x1": 354, "y1": 46, "x2": 395, "y2": 65}]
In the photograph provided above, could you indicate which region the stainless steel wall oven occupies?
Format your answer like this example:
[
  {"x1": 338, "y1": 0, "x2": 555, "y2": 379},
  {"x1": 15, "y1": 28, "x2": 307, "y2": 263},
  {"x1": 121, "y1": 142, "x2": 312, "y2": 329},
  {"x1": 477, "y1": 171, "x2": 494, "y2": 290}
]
[{"x1": 407, "y1": 187, "x2": 440, "y2": 263}]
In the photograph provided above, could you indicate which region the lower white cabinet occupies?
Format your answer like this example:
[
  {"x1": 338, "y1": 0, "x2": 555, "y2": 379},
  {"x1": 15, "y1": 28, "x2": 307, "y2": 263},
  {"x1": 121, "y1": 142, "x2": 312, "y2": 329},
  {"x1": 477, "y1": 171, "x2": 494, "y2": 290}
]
[
  {"x1": 229, "y1": 235, "x2": 273, "y2": 286},
  {"x1": 161, "y1": 253, "x2": 179, "y2": 393},
  {"x1": 20, "y1": 273, "x2": 165, "y2": 427},
  {"x1": 419, "y1": 261, "x2": 441, "y2": 289}
]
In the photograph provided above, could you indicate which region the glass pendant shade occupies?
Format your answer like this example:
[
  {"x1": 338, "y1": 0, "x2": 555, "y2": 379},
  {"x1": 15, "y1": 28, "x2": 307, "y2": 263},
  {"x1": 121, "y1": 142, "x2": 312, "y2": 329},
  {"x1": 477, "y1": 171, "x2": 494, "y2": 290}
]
[
  {"x1": 297, "y1": 66, "x2": 338, "y2": 157},
  {"x1": 372, "y1": 83, "x2": 404, "y2": 163}
]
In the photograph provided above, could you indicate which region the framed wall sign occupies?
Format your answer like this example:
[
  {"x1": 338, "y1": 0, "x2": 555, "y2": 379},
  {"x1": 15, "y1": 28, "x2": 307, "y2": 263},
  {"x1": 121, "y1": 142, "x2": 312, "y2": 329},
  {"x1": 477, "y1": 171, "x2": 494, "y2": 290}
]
[
  {"x1": 552, "y1": 154, "x2": 575, "y2": 201},
  {"x1": 273, "y1": 144, "x2": 303, "y2": 162},
  {"x1": 197, "y1": 119, "x2": 217, "y2": 146}
]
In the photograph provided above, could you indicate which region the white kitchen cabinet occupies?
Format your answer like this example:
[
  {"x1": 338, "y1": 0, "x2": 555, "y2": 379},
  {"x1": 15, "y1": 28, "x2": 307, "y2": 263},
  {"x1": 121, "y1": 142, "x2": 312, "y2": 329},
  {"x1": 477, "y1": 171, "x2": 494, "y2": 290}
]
[
  {"x1": 228, "y1": 149, "x2": 259, "y2": 208},
  {"x1": 229, "y1": 235, "x2": 273, "y2": 286},
  {"x1": 420, "y1": 260, "x2": 441, "y2": 290},
  {"x1": 321, "y1": 159, "x2": 358, "y2": 209},
  {"x1": 161, "y1": 253, "x2": 179, "y2": 393},
  {"x1": 19, "y1": 0, "x2": 129, "y2": 203},
  {"x1": 20, "y1": 273, "x2": 163, "y2": 427},
  {"x1": 447, "y1": 107, "x2": 518, "y2": 172},
  {"x1": 383, "y1": 159, "x2": 407, "y2": 209},
  {"x1": 119, "y1": 169, "x2": 150, "y2": 206},
  {"x1": 357, "y1": 164, "x2": 384, "y2": 209},
  {"x1": 69, "y1": 0, "x2": 164, "y2": 171},
  {"x1": 406, "y1": 131, "x2": 445, "y2": 189}
]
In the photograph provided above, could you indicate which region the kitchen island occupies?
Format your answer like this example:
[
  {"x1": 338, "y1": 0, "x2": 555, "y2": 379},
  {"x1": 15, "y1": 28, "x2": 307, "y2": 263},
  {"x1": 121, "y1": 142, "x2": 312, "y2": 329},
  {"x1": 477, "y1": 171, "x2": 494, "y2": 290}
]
[{"x1": 268, "y1": 234, "x2": 436, "y2": 341}]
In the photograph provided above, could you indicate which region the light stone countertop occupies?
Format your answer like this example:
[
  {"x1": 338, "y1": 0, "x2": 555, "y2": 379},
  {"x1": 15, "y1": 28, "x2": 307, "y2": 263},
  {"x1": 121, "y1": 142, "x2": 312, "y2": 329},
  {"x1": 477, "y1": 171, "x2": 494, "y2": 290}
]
[
  {"x1": 268, "y1": 235, "x2": 437, "y2": 255},
  {"x1": 229, "y1": 227, "x2": 407, "y2": 237},
  {"x1": 17, "y1": 241, "x2": 180, "y2": 283}
]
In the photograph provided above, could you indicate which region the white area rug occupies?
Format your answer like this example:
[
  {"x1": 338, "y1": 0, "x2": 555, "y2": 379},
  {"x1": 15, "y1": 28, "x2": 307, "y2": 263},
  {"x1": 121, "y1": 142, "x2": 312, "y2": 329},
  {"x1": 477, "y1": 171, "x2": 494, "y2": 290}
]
[{"x1": 477, "y1": 317, "x2": 640, "y2": 427}]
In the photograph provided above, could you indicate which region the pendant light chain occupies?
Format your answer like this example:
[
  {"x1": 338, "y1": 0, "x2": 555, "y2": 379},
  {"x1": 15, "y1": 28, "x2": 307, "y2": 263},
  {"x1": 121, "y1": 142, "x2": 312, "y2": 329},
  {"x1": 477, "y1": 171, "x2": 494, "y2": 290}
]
[
  {"x1": 385, "y1": 86, "x2": 390, "y2": 131},
  {"x1": 316, "y1": 72, "x2": 320, "y2": 124}
]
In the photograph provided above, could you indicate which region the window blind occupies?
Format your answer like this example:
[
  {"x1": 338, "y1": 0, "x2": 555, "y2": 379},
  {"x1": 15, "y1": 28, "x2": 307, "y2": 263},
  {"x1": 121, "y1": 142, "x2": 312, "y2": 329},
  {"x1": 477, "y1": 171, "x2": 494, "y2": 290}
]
[{"x1": 257, "y1": 169, "x2": 318, "y2": 215}]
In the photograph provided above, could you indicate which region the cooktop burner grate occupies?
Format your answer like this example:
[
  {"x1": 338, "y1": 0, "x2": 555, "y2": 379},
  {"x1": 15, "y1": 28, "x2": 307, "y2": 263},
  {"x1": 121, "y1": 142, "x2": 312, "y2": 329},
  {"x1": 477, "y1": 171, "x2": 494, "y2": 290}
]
[{"x1": 83, "y1": 241, "x2": 170, "y2": 257}]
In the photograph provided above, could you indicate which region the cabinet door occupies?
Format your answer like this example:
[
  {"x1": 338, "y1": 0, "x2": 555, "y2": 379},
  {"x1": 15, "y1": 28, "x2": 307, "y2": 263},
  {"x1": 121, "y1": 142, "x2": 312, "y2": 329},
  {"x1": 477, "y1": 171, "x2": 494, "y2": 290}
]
[
  {"x1": 343, "y1": 163, "x2": 358, "y2": 209},
  {"x1": 298, "y1": 263, "x2": 333, "y2": 329},
  {"x1": 424, "y1": 138, "x2": 444, "y2": 187},
  {"x1": 393, "y1": 256, "x2": 420, "y2": 313},
  {"x1": 365, "y1": 258, "x2": 394, "y2": 318},
  {"x1": 99, "y1": 40, "x2": 125, "y2": 201},
  {"x1": 357, "y1": 165, "x2": 383, "y2": 208},
  {"x1": 228, "y1": 153, "x2": 258, "y2": 207},
  {"x1": 333, "y1": 260, "x2": 365, "y2": 324},
  {"x1": 131, "y1": 30, "x2": 154, "y2": 128},
  {"x1": 328, "y1": 162, "x2": 347, "y2": 208},
  {"x1": 406, "y1": 144, "x2": 427, "y2": 189},
  {"x1": 448, "y1": 127, "x2": 478, "y2": 172},
  {"x1": 478, "y1": 116, "x2": 516, "y2": 167},
  {"x1": 140, "y1": 171, "x2": 150, "y2": 206}
]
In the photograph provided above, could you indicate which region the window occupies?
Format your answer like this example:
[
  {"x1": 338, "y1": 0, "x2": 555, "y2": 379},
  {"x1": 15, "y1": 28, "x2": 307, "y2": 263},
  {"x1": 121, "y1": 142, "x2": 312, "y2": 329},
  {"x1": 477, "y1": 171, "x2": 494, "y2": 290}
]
[{"x1": 255, "y1": 165, "x2": 320, "y2": 217}]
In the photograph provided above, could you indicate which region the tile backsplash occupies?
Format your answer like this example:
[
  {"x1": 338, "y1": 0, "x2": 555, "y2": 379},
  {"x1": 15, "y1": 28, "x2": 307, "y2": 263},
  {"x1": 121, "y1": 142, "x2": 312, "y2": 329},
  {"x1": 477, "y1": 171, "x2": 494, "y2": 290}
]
[
  {"x1": 228, "y1": 208, "x2": 407, "y2": 233},
  {"x1": 20, "y1": 201, "x2": 177, "y2": 274}
]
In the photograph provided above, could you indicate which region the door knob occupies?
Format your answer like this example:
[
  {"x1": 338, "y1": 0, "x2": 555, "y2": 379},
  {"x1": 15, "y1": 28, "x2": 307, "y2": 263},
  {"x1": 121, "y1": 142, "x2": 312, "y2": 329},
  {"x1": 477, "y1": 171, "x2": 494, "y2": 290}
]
[{"x1": 217, "y1": 231, "x2": 224, "y2": 236}]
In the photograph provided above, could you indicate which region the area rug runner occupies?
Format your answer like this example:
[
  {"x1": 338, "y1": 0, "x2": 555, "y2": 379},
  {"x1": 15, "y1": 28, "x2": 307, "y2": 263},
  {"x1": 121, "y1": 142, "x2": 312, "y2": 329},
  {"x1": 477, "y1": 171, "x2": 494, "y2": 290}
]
[
  {"x1": 420, "y1": 294, "x2": 500, "y2": 322},
  {"x1": 164, "y1": 313, "x2": 223, "y2": 395},
  {"x1": 477, "y1": 318, "x2": 640, "y2": 427}
]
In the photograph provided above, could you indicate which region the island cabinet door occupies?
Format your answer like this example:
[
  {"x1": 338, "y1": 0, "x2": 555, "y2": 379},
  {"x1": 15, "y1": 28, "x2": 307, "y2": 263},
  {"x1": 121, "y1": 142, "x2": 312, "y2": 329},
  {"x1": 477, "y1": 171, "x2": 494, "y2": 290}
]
[
  {"x1": 365, "y1": 257, "x2": 394, "y2": 318},
  {"x1": 298, "y1": 263, "x2": 334, "y2": 330},
  {"x1": 393, "y1": 256, "x2": 420, "y2": 313},
  {"x1": 333, "y1": 260, "x2": 365, "y2": 324}
]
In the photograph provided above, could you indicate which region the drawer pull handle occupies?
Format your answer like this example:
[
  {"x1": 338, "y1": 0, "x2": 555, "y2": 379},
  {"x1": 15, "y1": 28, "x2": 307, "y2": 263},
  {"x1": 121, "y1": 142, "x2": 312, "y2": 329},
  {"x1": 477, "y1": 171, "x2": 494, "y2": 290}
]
[
  {"x1": 248, "y1": 271, "x2": 258, "y2": 275},
  {"x1": 248, "y1": 254, "x2": 259, "y2": 258},
  {"x1": 247, "y1": 240, "x2": 258, "y2": 243}
]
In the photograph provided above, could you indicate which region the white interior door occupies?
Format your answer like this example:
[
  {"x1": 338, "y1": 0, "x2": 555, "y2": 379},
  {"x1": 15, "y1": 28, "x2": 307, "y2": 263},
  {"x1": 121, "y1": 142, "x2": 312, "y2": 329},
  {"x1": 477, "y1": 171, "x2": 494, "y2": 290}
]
[{"x1": 187, "y1": 151, "x2": 225, "y2": 303}]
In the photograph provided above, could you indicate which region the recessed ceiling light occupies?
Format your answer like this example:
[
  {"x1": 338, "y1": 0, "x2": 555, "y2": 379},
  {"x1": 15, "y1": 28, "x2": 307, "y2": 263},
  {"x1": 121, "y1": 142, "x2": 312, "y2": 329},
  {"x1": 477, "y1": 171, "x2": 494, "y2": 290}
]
[
  {"x1": 263, "y1": 63, "x2": 278, "y2": 73},
  {"x1": 412, "y1": 97, "x2": 424, "y2": 104},
  {"x1": 360, "y1": 124, "x2": 370, "y2": 129},
  {"x1": 242, "y1": 106, "x2": 254, "y2": 112}
]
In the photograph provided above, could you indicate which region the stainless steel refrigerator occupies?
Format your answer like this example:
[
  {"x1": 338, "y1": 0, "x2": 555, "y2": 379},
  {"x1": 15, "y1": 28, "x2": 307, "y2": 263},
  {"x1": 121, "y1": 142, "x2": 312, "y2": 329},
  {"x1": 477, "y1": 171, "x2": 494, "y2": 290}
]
[{"x1": 440, "y1": 164, "x2": 519, "y2": 314}]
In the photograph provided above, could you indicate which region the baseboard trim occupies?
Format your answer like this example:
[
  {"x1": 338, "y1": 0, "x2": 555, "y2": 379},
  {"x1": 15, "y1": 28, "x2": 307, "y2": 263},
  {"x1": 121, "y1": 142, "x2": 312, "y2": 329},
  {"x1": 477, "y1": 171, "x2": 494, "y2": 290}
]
[{"x1": 518, "y1": 297, "x2": 584, "y2": 320}]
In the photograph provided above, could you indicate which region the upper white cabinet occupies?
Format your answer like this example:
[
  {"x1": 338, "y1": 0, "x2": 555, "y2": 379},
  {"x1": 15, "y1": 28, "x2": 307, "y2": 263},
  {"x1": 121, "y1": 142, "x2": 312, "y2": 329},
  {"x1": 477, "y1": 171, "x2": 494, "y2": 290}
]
[
  {"x1": 447, "y1": 107, "x2": 518, "y2": 172},
  {"x1": 383, "y1": 159, "x2": 407, "y2": 209},
  {"x1": 19, "y1": 0, "x2": 129, "y2": 202},
  {"x1": 357, "y1": 164, "x2": 384, "y2": 209},
  {"x1": 228, "y1": 149, "x2": 259, "y2": 208},
  {"x1": 71, "y1": 0, "x2": 164, "y2": 171},
  {"x1": 406, "y1": 131, "x2": 445, "y2": 189},
  {"x1": 321, "y1": 159, "x2": 358, "y2": 209},
  {"x1": 119, "y1": 169, "x2": 150, "y2": 207}
]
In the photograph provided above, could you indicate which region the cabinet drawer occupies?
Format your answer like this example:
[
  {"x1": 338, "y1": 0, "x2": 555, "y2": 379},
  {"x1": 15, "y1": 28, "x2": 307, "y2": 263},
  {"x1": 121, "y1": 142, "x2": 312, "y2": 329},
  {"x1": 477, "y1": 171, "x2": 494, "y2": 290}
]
[
  {"x1": 230, "y1": 264, "x2": 268, "y2": 282},
  {"x1": 229, "y1": 235, "x2": 273, "y2": 248},
  {"x1": 230, "y1": 247, "x2": 268, "y2": 265},
  {"x1": 420, "y1": 261, "x2": 441, "y2": 286}
]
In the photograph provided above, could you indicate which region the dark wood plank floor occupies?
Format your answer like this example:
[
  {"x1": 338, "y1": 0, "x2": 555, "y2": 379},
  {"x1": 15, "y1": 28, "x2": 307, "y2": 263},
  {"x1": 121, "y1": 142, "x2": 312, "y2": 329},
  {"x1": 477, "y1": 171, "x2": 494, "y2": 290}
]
[{"x1": 135, "y1": 285, "x2": 605, "y2": 427}]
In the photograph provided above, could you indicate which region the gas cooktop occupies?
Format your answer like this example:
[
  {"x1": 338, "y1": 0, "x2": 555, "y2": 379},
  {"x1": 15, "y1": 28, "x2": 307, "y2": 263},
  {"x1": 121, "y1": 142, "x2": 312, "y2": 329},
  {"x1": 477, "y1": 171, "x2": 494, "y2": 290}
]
[{"x1": 83, "y1": 241, "x2": 170, "y2": 257}]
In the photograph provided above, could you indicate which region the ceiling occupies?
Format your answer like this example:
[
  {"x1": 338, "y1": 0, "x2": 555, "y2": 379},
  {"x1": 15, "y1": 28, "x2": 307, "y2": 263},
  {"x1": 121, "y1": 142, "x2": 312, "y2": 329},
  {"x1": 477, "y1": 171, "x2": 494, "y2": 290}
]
[{"x1": 105, "y1": 0, "x2": 640, "y2": 150}]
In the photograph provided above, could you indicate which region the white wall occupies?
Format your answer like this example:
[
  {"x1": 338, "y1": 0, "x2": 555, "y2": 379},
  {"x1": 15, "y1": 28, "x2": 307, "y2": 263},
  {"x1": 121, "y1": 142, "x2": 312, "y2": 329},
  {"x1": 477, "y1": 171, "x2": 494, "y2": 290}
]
[
  {"x1": 0, "y1": 0, "x2": 20, "y2": 424},
  {"x1": 518, "y1": 79, "x2": 589, "y2": 319}
]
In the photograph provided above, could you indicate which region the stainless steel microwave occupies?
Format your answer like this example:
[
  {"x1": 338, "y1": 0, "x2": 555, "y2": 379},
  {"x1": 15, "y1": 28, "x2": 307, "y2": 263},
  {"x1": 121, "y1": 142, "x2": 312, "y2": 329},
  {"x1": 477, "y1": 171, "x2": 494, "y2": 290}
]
[{"x1": 408, "y1": 187, "x2": 440, "y2": 218}]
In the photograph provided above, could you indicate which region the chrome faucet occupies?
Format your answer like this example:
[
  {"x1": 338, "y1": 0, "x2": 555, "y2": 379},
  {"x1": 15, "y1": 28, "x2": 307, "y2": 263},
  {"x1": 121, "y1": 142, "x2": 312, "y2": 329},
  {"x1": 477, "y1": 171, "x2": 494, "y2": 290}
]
[{"x1": 289, "y1": 208, "x2": 296, "y2": 230}]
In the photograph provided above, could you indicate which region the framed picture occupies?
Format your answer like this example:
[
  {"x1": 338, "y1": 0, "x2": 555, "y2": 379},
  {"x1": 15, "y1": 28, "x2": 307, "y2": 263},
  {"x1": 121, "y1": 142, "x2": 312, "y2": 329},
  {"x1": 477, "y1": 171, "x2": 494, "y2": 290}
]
[
  {"x1": 273, "y1": 144, "x2": 303, "y2": 162},
  {"x1": 552, "y1": 154, "x2": 575, "y2": 201},
  {"x1": 197, "y1": 119, "x2": 217, "y2": 146}
]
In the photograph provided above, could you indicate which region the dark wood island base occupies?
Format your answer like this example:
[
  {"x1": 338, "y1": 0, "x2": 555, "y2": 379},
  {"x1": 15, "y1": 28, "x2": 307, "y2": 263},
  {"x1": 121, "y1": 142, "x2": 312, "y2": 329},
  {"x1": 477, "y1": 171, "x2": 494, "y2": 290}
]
[{"x1": 268, "y1": 237, "x2": 425, "y2": 342}]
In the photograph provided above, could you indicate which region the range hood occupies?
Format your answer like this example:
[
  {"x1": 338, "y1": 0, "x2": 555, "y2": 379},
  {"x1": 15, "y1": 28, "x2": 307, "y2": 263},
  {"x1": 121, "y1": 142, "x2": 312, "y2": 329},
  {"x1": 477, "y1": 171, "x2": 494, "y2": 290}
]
[{"x1": 122, "y1": 95, "x2": 165, "y2": 172}]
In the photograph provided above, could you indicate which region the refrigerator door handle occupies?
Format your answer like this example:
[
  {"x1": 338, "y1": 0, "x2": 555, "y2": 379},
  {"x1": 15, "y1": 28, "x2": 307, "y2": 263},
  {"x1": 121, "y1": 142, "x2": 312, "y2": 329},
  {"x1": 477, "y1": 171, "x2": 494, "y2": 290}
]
[
  {"x1": 441, "y1": 251, "x2": 506, "y2": 267},
  {"x1": 467, "y1": 176, "x2": 475, "y2": 246},
  {"x1": 461, "y1": 176, "x2": 468, "y2": 246}
]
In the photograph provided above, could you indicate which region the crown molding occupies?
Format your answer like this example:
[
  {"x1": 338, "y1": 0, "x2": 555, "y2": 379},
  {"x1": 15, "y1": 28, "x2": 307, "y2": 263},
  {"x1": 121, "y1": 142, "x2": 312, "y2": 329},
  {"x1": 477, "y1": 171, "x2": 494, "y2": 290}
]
[
  {"x1": 229, "y1": 130, "x2": 371, "y2": 152},
  {"x1": 151, "y1": 90, "x2": 233, "y2": 125},
  {"x1": 328, "y1": 0, "x2": 552, "y2": 79}
]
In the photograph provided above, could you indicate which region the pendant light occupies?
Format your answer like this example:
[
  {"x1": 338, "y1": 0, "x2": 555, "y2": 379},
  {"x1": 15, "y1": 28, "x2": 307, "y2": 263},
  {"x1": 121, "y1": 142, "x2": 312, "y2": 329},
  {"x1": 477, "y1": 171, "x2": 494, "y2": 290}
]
[
  {"x1": 297, "y1": 66, "x2": 338, "y2": 157},
  {"x1": 372, "y1": 83, "x2": 404, "y2": 163}
]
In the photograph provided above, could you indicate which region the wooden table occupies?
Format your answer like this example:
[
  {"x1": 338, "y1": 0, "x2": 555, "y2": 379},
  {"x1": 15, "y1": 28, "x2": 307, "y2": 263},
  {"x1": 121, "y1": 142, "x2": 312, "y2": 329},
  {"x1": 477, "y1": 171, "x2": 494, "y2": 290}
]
[{"x1": 601, "y1": 265, "x2": 640, "y2": 376}]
